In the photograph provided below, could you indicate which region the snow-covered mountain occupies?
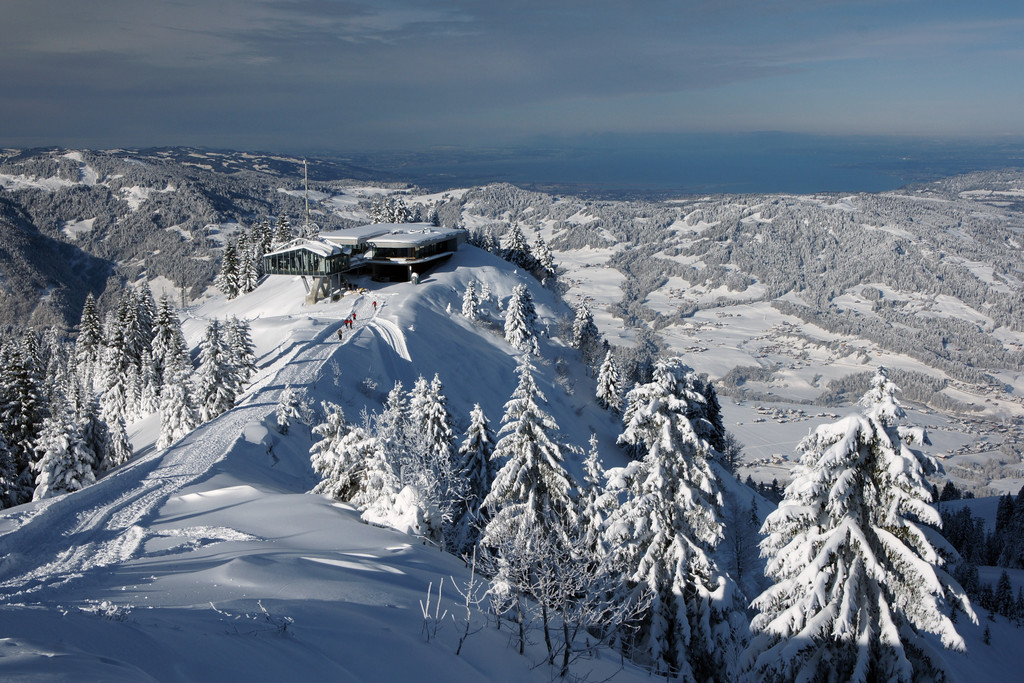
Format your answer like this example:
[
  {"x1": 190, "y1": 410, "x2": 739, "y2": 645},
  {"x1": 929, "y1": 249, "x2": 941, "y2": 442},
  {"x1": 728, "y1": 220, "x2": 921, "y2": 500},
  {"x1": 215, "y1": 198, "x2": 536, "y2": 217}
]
[
  {"x1": 0, "y1": 241, "x2": 1021, "y2": 680},
  {"x1": 0, "y1": 247, "x2": 658, "y2": 681}
]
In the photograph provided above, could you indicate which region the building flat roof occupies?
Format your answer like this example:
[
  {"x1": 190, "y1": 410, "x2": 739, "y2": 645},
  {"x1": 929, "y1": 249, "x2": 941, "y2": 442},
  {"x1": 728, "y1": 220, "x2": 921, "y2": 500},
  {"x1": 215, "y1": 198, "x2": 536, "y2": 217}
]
[
  {"x1": 321, "y1": 222, "x2": 464, "y2": 247},
  {"x1": 265, "y1": 238, "x2": 342, "y2": 258}
]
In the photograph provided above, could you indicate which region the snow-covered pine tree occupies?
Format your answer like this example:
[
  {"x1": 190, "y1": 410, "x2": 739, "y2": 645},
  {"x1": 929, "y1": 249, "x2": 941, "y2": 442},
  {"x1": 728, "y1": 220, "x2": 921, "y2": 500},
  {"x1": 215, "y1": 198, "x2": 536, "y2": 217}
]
[
  {"x1": 453, "y1": 403, "x2": 495, "y2": 555},
  {"x1": 404, "y1": 374, "x2": 464, "y2": 548},
  {"x1": 136, "y1": 284, "x2": 157, "y2": 352},
  {"x1": 482, "y1": 357, "x2": 575, "y2": 548},
  {"x1": 745, "y1": 368, "x2": 975, "y2": 683},
  {"x1": 595, "y1": 350, "x2": 623, "y2": 413},
  {"x1": 605, "y1": 356, "x2": 740, "y2": 681},
  {"x1": 461, "y1": 281, "x2": 479, "y2": 321},
  {"x1": 157, "y1": 353, "x2": 199, "y2": 449},
  {"x1": 534, "y1": 234, "x2": 555, "y2": 282},
  {"x1": 0, "y1": 432, "x2": 15, "y2": 509},
  {"x1": 571, "y1": 299, "x2": 602, "y2": 371},
  {"x1": 273, "y1": 215, "x2": 292, "y2": 246},
  {"x1": 503, "y1": 284, "x2": 539, "y2": 355},
  {"x1": 239, "y1": 243, "x2": 257, "y2": 294},
  {"x1": 150, "y1": 294, "x2": 188, "y2": 393},
  {"x1": 72, "y1": 375, "x2": 108, "y2": 468},
  {"x1": 275, "y1": 384, "x2": 302, "y2": 435},
  {"x1": 32, "y1": 401, "x2": 96, "y2": 500},
  {"x1": 310, "y1": 403, "x2": 374, "y2": 501},
  {"x1": 578, "y1": 434, "x2": 614, "y2": 563},
  {"x1": 101, "y1": 414, "x2": 133, "y2": 471},
  {"x1": 215, "y1": 240, "x2": 241, "y2": 299},
  {"x1": 1, "y1": 338, "x2": 47, "y2": 504},
  {"x1": 195, "y1": 318, "x2": 239, "y2": 423},
  {"x1": 501, "y1": 223, "x2": 537, "y2": 271},
  {"x1": 225, "y1": 316, "x2": 257, "y2": 385},
  {"x1": 355, "y1": 383, "x2": 409, "y2": 518},
  {"x1": 75, "y1": 292, "x2": 104, "y2": 385},
  {"x1": 99, "y1": 292, "x2": 138, "y2": 425}
]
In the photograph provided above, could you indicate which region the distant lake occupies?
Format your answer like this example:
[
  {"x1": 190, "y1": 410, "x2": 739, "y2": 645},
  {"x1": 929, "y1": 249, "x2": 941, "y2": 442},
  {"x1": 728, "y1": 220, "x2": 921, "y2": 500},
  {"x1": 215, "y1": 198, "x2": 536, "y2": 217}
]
[{"x1": 354, "y1": 133, "x2": 1024, "y2": 198}]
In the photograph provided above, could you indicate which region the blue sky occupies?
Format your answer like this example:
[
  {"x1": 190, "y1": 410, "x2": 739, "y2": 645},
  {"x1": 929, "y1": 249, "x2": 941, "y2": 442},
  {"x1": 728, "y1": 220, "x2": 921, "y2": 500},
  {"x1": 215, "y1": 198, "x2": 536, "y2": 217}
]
[{"x1": 3, "y1": 1, "x2": 1023, "y2": 152}]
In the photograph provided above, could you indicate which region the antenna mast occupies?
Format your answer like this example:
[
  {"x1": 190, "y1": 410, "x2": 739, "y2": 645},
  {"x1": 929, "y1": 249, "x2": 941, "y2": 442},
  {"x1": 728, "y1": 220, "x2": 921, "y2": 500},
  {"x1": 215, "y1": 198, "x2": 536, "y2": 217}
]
[{"x1": 303, "y1": 159, "x2": 310, "y2": 230}]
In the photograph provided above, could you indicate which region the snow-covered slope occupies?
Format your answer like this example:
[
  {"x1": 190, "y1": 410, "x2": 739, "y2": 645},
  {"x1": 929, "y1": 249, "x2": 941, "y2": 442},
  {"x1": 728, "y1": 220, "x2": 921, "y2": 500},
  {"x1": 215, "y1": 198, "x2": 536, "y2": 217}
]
[
  {"x1": 0, "y1": 244, "x2": 1017, "y2": 681},
  {"x1": 0, "y1": 247, "x2": 646, "y2": 681}
]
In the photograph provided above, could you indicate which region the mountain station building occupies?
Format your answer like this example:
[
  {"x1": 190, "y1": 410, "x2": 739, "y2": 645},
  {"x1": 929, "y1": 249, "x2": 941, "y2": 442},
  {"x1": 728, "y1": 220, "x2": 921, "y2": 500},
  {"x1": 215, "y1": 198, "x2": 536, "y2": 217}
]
[{"x1": 263, "y1": 222, "x2": 466, "y2": 303}]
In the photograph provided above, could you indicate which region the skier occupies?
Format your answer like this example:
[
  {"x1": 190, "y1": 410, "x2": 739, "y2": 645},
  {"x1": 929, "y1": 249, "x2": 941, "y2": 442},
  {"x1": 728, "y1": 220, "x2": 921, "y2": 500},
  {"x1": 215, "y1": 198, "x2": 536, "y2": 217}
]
[
  {"x1": 337, "y1": 329, "x2": 343, "y2": 341},
  {"x1": 372, "y1": 301, "x2": 377, "y2": 312}
]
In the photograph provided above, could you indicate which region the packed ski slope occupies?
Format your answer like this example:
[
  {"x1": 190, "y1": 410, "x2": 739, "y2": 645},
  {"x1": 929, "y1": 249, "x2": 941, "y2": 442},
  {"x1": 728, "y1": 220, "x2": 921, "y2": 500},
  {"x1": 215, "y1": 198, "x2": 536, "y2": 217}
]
[
  {"x1": 0, "y1": 244, "x2": 1019, "y2": 681},
  {"x1": 0, "y1": 247, "x2": 653, "y2": 682}
]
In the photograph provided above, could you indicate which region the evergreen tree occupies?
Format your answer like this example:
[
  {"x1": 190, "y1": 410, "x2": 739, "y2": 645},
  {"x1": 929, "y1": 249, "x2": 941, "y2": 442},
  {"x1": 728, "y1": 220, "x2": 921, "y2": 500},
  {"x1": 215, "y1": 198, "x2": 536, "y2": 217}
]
[
  {"x1": 571, "y1": 299, "x2": 602, "y2": 371},
  {"x1": 605, "y1": 356, "x2": 740, "y2": 680},
  {"x1": 32, "y1": 402, "x2": 96, "y2": 500},
  {"x1": 534, "y1": 234, "x2": 556, "y2": 281},
  {"x1": 502, "y1": 223, "x2": 537, "y2": 271},
  {"x1": 454, "y1": 403, "x2": 495, "y2": 554},
  {"x1": 745, "y1": 368, "x2": 975, "y2": 683},
  {"x1": 275, "y1": 384, "x2": 302, "y2": 435},
  {"x1": 1, "y1": 339, "x2": 47, "y2": 503},
  {"x1": 150, "y1": 294, "x2": 188, "y2": 394},
  {"x1": 157, "y1": 353, "x2": 199, "y2": 449},
  {"x1": 310, "y1": 403, "x2": 373, "y2": 500},
  {"x1": 75, "y1": 292, "x2": 104, "y2": 384},
  {"x1": 0, "y1": 432, "x2": 15, "y2": 509},
  {"x1": 195, "y1": 318, "x2": 239, "y2": 423},
  {"x1": 504, "y1": 284, "x2": 539, "y2": 355},
  {"x1": 273, "y1": 215, "x2": 292, "y2": 246},
  {"x1": 461, "y1": 281, "x2": 480, "y2": 321},
  {"x1": 101, "y1": 415, "x2": 133, "y2": 471},
  {"x1": 596, "y1": 350, "x2": 623, "y2": 413},
  {"x1": 225, "y1": 316, "x2": 257, "y2": 384},
  {"x1": 482, "y1": 358, "x2": 574, "y2": 545},
  {"x1": 578, "y1": 433, "x2": 615, "y2": 563},
  {"x1": 215, "y1": 240, "x2": 241, "y2": 299},
  {"x1": 405, "y1": 374, "x2": 463, "y2": 548}
]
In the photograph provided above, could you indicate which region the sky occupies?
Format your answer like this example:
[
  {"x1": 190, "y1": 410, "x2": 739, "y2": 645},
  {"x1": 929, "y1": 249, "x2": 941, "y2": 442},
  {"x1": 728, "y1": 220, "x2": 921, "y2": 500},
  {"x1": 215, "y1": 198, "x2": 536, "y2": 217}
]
[{"x1": 3, "y1": 0, "x2": 1024, "y2": 153}]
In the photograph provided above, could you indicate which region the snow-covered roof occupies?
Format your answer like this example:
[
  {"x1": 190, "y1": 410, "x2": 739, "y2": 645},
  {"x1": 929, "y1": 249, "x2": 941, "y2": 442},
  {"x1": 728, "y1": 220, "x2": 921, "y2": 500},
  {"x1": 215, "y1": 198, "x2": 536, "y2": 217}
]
[
  {"x1": 264, "y1": 238, "x2": 342, "y2": 258},
  {"x1": 321, "y1": 222, "x2": 464, "y2": 248}
]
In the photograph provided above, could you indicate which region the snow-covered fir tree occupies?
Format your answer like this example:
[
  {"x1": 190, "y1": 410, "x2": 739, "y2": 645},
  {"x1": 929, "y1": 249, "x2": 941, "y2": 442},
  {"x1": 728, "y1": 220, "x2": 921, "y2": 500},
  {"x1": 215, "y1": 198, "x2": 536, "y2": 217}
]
[
  {"x1": 578, "y1": 433, "x2": 614, "y2": 563},
  {"x1": 454, "y1": 403, "x2": 495, "y2": 554},
  {"x1": 1, "y1": 338, "x2": 47, "y2": 504},
  {"x1": 534, "y1": 234, "x2": 556, "y2": 281},
  {"x1": 503, "y1": 284, "x2": 539, "y2": 355},
  {"x1": 31, "y1": 402, "x2": 96, "y2": 501},
  {"x1": 310, "y1": 403, "x2": 374, "y2": 501},
  {"x1": 482, "y1": 357, "x2": 575, "y2": 548},
  {"x1": 461, "y1": 281, "x2": 480, "y2": 321},
  {"x1": 595, "y1": 350, "x2": 623, "y2": 413},
  {"x1": 570, "y1": 299, "x2": 602, "y2": 371},
  {"x1": 403, "y1": 374, "x2": 464, "y2": 549},
  {"x1": 501, "y1": 223, "x2": 537, "y2": 271},
  {"x1": 157, "y1": 353, "x2": 199, "y2": 449},
  {"x1": 225, "y1": 316, "x2": 257, "y2": 384},
  {"x1": 75, "y1": 292, "x2": 104, "y2": 385},
  {"x1": 275, "y1": 384, "x2": 302, "y2": 435},
  {"x1": 744, "y1": 368, "x2": 975, "y2": 683},
  {"x1": 606, "y1": 356, "x2": 741, "y2": 681},
  {"x1": 215, "y1": 240, "x2": 241, "y2": 299},
  {"x1": 101, "y1": 415, "x2": 133, "y2": 471},
  {"x1": 195, "y1": 318, "x2": 239, "y2": 423},
  {"x1": 150, "y1": 294, "x2": 188, "y2": 394},
  {"x1": 273, "y1": 215, "x2": 292, "y2": 246}
]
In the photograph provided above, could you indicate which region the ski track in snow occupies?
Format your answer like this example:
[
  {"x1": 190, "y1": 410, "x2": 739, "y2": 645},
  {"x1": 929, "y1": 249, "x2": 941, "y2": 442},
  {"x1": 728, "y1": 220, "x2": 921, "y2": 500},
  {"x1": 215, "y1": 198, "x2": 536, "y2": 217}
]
[
  {"x1": 0, "y1": 296, "x2": 384, "y2": 602},
  {"x1": 366, "y1": 317, "x2": 410, "y2": 362}
]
